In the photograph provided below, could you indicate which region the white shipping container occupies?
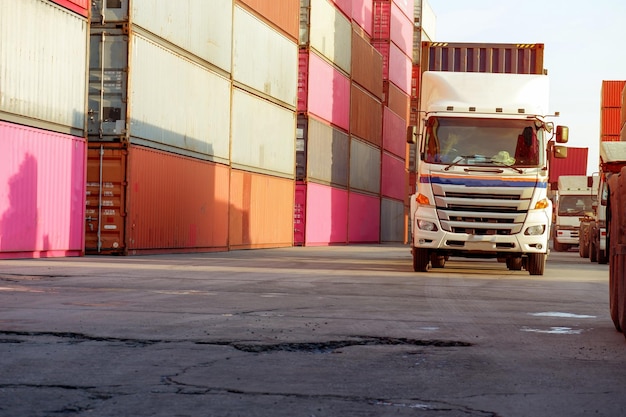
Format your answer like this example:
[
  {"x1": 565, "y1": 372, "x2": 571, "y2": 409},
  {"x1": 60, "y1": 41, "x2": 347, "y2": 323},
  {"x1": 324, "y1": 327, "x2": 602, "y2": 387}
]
[
  {"x1": 129, "y1": 34, "x2": 231, "y2": 163},
  {"x1": 233, "y1": 6, "x2": 298, "y2": 108},
  {"x1": 349, "y1": 138, "x2": 381, "y2": 194},
  {"x1": 301, "y1": 0, "x2": 352, "y2": 74},
  {"x1": 231, "y1": 88, "x2": 296, "y2": 178},
  {"x1": 0, "y1": 0, "x2": 87, "y2": 135},
  {"x1": 130, "y1": 0, "x2": 233, "y2": 73}
]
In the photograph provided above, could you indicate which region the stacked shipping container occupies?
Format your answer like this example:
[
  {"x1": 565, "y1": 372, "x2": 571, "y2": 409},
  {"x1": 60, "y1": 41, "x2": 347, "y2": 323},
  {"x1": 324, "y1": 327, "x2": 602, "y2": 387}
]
[
  {"x1": 0, "y1": 0, "x2": 89, "y2": 259},
  {"x1": 600, "y1": 80, "x2": 626, "y2": 143},
  {"x1": 86, "y1": 0, "x2": 297, "y2": 254}
]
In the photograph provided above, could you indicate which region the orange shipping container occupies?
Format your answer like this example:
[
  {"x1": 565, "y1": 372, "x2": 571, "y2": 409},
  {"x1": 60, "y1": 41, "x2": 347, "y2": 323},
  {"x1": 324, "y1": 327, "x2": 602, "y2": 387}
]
[
  {"x1": 86, "y1": 143, "x2": 230, "y2": 255},
  {"x1": 350, "y1": 83, "x2": 383, "y2": 146},
  {"x1": 601, "y1": 80, "x2": 626, "y2": 108},
  {"x1": 622, "y1": 83, "x2": 626, "y2": 128},
  {"x1": 601, "y1": 107, "x2": 623, "y2": 136},
  {"x1": 236, "y1": 0, "x2": 299, "y2": 41},
  {"x1": 229, "y1": 169, "x2": 294, "y2": 249}
]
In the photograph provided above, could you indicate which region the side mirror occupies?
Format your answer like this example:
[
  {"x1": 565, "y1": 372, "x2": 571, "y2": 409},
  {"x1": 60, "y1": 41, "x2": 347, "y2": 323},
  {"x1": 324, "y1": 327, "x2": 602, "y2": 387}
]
[
  {"x1": 556, "y1": 125, "x2": 569, "y2": 143},
  {"x1": 553, "y1": 145, "x2": 567, "y2": 159},
  {"x1": 406, "y1": 125, "x2": 417, "y2": 144}
]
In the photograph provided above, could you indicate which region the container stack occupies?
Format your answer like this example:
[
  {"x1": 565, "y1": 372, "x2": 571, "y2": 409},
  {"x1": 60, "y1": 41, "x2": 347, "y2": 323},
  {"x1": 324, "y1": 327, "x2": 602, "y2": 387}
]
[
  {"x1": 600, "y1": 80, "x2": 626, "y2": 143},
  {"x1": 548, "y1": 147, "x2": 589, "y2": 191},
  {"x1": 86, "y1": 0, "x2": 298, "y2": 254},
  {"x1": 0, "y1": 0, "x2": 89, "y2": 259},
  {"x1": 622, "y1": 84, "x2": 626, "y2": 141},
  {"x1": 370, "y1": 0, "x2": 415, "y2": 243}
]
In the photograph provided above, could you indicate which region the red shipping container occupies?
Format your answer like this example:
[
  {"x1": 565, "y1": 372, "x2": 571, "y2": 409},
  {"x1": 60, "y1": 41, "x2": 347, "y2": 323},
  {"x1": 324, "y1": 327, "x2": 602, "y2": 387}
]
[
  {"x1": 350, "y1": 83, "x2": 383, "y2": 147},
  {"x1": 373, "y1": 1, "x2": 414, "y2": 56},
  {"x1": 351, "y1": 29, "x2": 384, "y2": 100},
  {"x1": 382, "y1": 106, "x2": 407, "y2": 158},
  {"x1": 601, "y1": 135, "x2": 621, "y2": 142},
  {"x1": 601, "y1": 107, "x2": 623, "y2": 135},
  {"x1": 601, "y1": 80, "x2": 626, "y2": 108},
  {"x1": 348, "y1": 191, "x2": 381, "y2": 243},
  {"x1": 330, "y1": 0, "x2": 352, "y2": 18},
  {"x1": 49, "y1": 0, "x2": 89, "y2": 17},
  {"x1": 381, "y1": 151, "x2": 406, "y2": 201},
  {"x1": 298, "y1": 49, "x2": 351, "y2": 131},
  {"x1": 548, "y1": 147, "x2": 588, "y2": 186}
]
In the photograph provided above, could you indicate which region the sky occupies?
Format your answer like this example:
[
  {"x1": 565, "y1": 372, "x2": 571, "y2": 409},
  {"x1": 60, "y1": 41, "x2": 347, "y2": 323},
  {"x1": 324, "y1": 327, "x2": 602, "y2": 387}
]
[{"x1": 425, "y1": 0, "x2": 626, "y2": 174}]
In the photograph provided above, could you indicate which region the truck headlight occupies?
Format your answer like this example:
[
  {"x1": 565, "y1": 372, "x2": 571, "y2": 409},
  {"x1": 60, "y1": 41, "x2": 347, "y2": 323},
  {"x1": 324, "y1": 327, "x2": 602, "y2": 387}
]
[
  {"x1": 525, "y1": 225, "x2": 545, "y2": 235},
  {"x1": 418, "y1": 220, "x2": 438, "y2": 232}
]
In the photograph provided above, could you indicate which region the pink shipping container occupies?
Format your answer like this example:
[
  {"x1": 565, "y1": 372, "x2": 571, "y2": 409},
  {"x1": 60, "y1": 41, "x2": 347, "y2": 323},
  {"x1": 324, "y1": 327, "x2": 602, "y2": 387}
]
[
  {"x1": 50, "y1": 0, "x2": 89, "y2": 17},
  {"x1": 352, "y1": 0, "x2": 373, "y2": 36},
  {"x1": 298, "y1": 49, "x2": 351, "y2": 131},
  {"x1": 381, "y1": 151, "x2": 406, "y2": 201},
  {"x1": 348, "y1": 191, "x2": 380, "y2": 243},
  {"x1": 0, "y1": 121, "x2": 86, "y2": 259},
  {"x1": 303, "y1": 182, "x2": 349, "y2": 245},
  {"x1": 382, "y1": 106, "x2": 407, "y2": 158},
  {"x1": 331, "y1": 0, "x2": 352, "y2": 18},
  {"x1": 294, "y1": 182, "x2": 307, "y2": 245},
  {"x1": 373, "y1": 40, "x2": 412, "y2": 95},
  {"x1": 373, "y1": 1, "x2": 414, "y2": 56}
]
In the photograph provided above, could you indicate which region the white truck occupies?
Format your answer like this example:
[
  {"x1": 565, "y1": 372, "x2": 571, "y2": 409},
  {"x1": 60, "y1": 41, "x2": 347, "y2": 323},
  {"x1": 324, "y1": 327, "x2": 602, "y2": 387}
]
[
  {"x1": 409, "y1": 43, "x2": 568, "y2": 276},
  {"x1": 552, "y1": 175, "x2": 595, "y2": 252},
  {"x1": 579, "y1": 142, "x2": 626, "y2": 263}
]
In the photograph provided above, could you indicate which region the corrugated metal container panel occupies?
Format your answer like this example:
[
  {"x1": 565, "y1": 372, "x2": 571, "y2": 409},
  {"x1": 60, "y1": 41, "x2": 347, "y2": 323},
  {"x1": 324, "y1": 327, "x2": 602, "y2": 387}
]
[
  {"x1": 548, "y1": 147, "x2": 588, "y2": 185},
  {"x1": 304, "y1": 182, "x2": 348, "y2": 245},
  {"x1": 351, "y1": 30, "x2": 384, "y2": 100},
  {"x1": 88, "y1": 29, "x2": 232, "y2": 162},
  {"x1": 350, "y1": 83, "x2": 383, "y2": 147},
  {"x1": 229, "y1": 170, "x2": 294, "y2": 249},
  {"x1": 125, "y1": 145, "x2": 230, "y2": 254},
  {"x1": 350, "y1": 138, "x2": 381, "y2": 194},
  {"x1": 622, "y1": 84, "x2": 626, "y2": 128},
  {"x1": 421, "y1": 42, "x2": 545, "y2": 74},
  {"x1": 233, "y1": 6, "x2": 298, "y2": 107},
  {"x1": 384, "y1": 80, "x2": 410, "y2": 122},
  {"x1": 373, "y1": 1, "x2": 414, "y2": 56},
  {"x1": 129, "y1": 33, "x2": 232, "y2": 161},
  {"x1": 87, "y1": 143, "x2": 230, "y2": 255},
  {"x1": 393, "y1": 0, "x2": 415, "y2": 21},
  {"x1": 0, "y1": 121, "x2": 85, "y2": 259},
  {"x1": 373, "y1": 40, "x2": 412, "y2": 94},
  {"x1": 0, "y1": 0, "x2": 87, "y2": 136},
  {"x1": 238, "y1": 0, "x2": 299, "y2": 41},
  {"x1": 91, "y1": 1, "x2": 233, "y2": 73},
  {"x1": 601, "y1": 107, "x2": 622, "y2": 136},
  {"x1": 601, "y1": 135, "x2": 621, "y2": 142},
  {"x1": 382, "y1": 106, "x2": 407, "y2": 157},
  {"x1": 601, "y1": 80, "x2": 626, "y2": 107},
  {"x1": 300, "y1": 0, "x2": 352, "y2": 74},
  {"x1": 381, "y1": 151, "x2": 406, "y2": 200},
  {"x1": 294, "y1": 182, "x2": 307, "y2": 245},
  {"x1": 380, "y1": 197, "x2": 405, "y2": 243},
  {"x1": 330, "y1": 0, "x2": 352, "y2": 18},
  {"x1": 50, "y1": 0, "x2": 89, "y2": 17},
  {"x1": 306, "y1": 115, "x2": 350, "y2": 187},
  {"x1": 231, "y1": 88, "x2": 296, "y2": 178},
  {"x1": 85, "y1": 144, "x2": 127, "y2": 254},
  {"x1": 348, "y1": 191, "x2": 380, "y2": 243},
  {"x1": 298, "y1": 49, "x2": 351, "y2": 131},
  {"x1": 351, "y1": 0, "x2": 373, "y2": 36}
]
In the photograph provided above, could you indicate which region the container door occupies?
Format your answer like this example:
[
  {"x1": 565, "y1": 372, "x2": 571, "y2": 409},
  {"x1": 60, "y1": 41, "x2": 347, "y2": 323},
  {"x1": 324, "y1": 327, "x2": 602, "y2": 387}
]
[
  {"x1": 85, "y1": 144, "x2": 127, "y2": 254},
  {"x1": 294, "y1": 182, "x2": 307, "y2": 246}
]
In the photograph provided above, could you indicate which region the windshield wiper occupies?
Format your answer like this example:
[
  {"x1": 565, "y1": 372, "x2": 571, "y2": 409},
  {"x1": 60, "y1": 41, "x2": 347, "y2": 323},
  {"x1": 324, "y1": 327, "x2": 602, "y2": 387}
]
[
  {"x1": 443, "y1": 155, "x2": 473, "y2": 171},
  {"x1": 489, "y1": 160, "x2": 523, "y2": 173}
]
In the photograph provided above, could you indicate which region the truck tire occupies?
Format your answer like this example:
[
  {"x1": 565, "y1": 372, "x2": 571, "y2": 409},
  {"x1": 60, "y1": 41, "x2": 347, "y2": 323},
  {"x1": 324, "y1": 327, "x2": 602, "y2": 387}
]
[
  {"x1": 552, "y1": 239, "x2": 567, "y2": 252},
  {"x1": 589, "y1": 238, "x2": 597, "y2": 262},
  {"x1": 506, "y1": 257, "x2": 523, "y2": 270},
  {"x1": 527, "y1": 253, "x2": 546, "y2": 276},
  {"x1": 430, "y1": 253, "x2": 446, "y2": 268},
  {"x1": 412, "y1": 247, "x2": 429, "y2": 272}
]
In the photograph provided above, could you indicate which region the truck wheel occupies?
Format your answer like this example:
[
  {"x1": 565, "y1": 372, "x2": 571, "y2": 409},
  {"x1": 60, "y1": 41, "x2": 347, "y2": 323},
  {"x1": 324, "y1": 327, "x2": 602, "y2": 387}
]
[
  {"x1": 552, "y1": 239, "x2": 567, "y2": 252},
  {"x1": 412, "y1": 247, "x2": 429, "y2": 272},
  {"x1": 580, "y1": 237, "x2": 590, "y2": 258},
  {"x1": 430, "y1": 253, "x2": 446, "y2": 268},
  {"x1": 506, "y1": 257, "x2": 523, "y2": 270},
  {"x1": 527, "y1": 253, "x2": 546, "y2": 276},
  {"x1": 589, "y1": 239, "x2": 597, "y2": 262}
]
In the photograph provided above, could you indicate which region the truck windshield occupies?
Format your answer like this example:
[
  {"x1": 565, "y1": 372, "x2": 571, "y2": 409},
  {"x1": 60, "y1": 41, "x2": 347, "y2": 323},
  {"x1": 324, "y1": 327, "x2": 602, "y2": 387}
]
[
  {"x1": 557, "y1": 195, "x2": 595, "y2": 216},
  {"x1": 423, "y1": 117, "x2": 543, "y2": 167}
]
